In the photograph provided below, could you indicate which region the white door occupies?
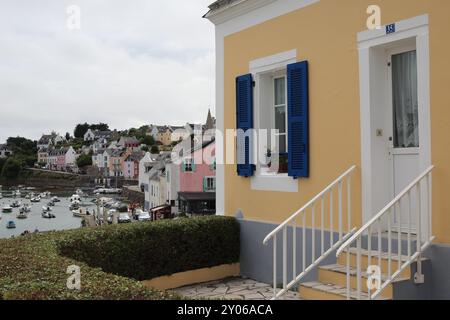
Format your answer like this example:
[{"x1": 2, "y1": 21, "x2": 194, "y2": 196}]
[{"x1": 387, "y1": 47, "x2": 420, "y2": 231}]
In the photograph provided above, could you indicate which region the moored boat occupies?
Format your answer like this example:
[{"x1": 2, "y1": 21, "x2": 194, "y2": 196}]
[
  {"x1": 30, "y1": 197, "x2": 41, "y2": 203},
  {"x1": 17, "y1": 211, "x2": 28, "y2": 219},
  {"x1": 42, "y1": 211, "x2": 55, "y2": 219},
  {"x1": 11, "y1": 200, "x2": 21, "y2": 208},
  {"x1": 2, "y1": 206, "x2": 13, "y2": 213},
  {"x1": 42, "y1": 206, "x2": 52, "y2": 212},
  {"x1": 6, "y1": 221, "x2": 16, "y2": 229}
]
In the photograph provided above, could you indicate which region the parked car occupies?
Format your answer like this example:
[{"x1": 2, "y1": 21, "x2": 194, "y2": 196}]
[
  {"x1": 138, "y1": 212, "x2": 151, "y2": 222},
  {"x1": 118, "y1": 213, "x2": 131, "y2": 224}
]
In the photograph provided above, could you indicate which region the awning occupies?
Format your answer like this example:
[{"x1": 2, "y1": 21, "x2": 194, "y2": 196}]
[{"x1": 178, "y1": 192, "x2": 216, "y2": 202}]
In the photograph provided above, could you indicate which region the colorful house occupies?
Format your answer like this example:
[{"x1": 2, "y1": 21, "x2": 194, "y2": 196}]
[
  {"x1": 205, "y1": 0, "x2": 450, "y2": 300},
  {"x1": 178, "y1": 139, "x2": 216, "y2": 215},
  {"x1": 122, "y1": 151, "x2": 144, "y2": 180}
]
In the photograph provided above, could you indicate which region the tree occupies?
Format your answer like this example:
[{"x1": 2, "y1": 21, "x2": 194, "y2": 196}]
[
  {"x1": 65, "y1": 132, "x2": 71, "y2": 141},
  {"x1": 141, "y1": 135, "x2": 155, "y2": 146},
  {"x1": 90, "y1": 123, "x2": 109, "y2": 132},
  {"x1": 74, "y1": 123, "x2": 90, "y2": 139},
  {"x1": 6, "y1": 136, "x2": 37, "y2": 156},
  {"x1": 76, "y1": 154, "x2": 92, "y2": 168},
  {"x1": 1, "y1": 158, "x2": 22, "y2": 179},
  {"x1": 0, "y1": 158, "x2": 6, "y2": 174},
  {"x1": 150, "y1": 145, "x2": 159, "y2": 154}
]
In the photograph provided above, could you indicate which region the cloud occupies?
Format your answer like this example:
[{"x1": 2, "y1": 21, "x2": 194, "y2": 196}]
[{"x1": 0, "y1": 0, "x2": 215, "y2": 142}]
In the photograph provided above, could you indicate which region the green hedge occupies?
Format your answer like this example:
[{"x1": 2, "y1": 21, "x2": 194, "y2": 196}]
[
  {"x1": 57, "y1": 216, "x2": 240, "y2": 281},
  {"x1": 0, "y1": 231, "x2": 179, "y2": 300}
]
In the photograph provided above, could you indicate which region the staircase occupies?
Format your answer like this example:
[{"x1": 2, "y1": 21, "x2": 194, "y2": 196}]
[
  {"x1": 299, "y1": 247, "x2": 429, "y2": 300},
  {"x1": 264, "y1": 165, "x2": 435, "y2": 300}
]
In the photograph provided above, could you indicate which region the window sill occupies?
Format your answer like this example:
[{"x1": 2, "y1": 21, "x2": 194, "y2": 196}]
[{"x1": 251, "y1": 172, "x2": 298, "y2": 193}]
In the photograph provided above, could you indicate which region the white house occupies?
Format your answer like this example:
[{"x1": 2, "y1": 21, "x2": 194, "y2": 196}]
[
  {"x1": 84, "y1": 129, "x2": 96, "y2": 142},
  {"x1": 64, "y1": 146, "x2": 77, "y2": 169},
  {"x1": 165, "y1": 159, "x2": 180, "y2": 214},
  {"x1": 0, "y1": 144, "x2": 12, "y2": 158}
]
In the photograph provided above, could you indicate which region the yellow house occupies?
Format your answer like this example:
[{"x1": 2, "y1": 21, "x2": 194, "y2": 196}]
[{"x1": 205, "y1": 0, "x2": 450, "y2": 300}]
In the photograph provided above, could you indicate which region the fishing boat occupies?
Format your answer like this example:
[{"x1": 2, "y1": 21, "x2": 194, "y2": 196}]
[
  {"x1": 72, "y1": 207, "x2": 93, "y2": 218},
  {"x1": 51, "y1": 196, "x2": 60, "y2": 202},
  {"x1": 30, "y1": 197, "x2": 41, "y2": 203},
  {"x1": 42, "y1": 211, "x2": 55, "y2": 219},
  {"x1": 2, "y1": 206, "x2": 13, "y2": 213},
  {"x1": 69, "y1": 202, "x2": 80, "y2": 211},
  {"x1": 6, "y1": 221, "x2": 16, "y2": 229},
  {"x1": 17, "y1": 211, "x2": 28, "y2": 219},
  {"x1": 47, "y1": 201, "x2": 55, "y2": 207},
  {"x1": 20, "y1": 205, "x2": 31, "y2": 213},
  {"x1": 42, "y1": 206, "x2": 52, "y2": 212},
  {"x1": 69, "y1": 194, "x2": 81, "y2": 203},
  {"x1": 11, "y1": 200, "x2": 21, "y2": 208}
]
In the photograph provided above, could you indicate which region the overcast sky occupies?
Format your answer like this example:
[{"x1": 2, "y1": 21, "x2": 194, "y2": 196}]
[{"x1": 0, "y1": 0, "x2": 215, "y2": 142}]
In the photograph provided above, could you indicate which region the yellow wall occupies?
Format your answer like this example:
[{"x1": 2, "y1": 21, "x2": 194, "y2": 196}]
[{"x1": 223, "y1": 0, "x2": 450, "y2": 243}]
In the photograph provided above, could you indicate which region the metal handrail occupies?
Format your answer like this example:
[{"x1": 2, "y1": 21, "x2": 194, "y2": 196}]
[
  {"x1": 263, "y1": 165, "x2": 357, "y2": 299},
  {"x1": 336, "y1": 165, "x2": 435, "y2": 300},
  {"x1": 263, "y1": 165, "x2": 357, "y2": 245},
  {"x1": 336, "y1": 165, "x2": 434, "y2": 258}
]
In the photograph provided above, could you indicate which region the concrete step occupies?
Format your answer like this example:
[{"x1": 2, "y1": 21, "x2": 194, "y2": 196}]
[
  {"x1": 318, "y1": 263, "x2": 410, "y2": 299},
  {"x1": 336, "y1": 247, "x2": 428, "y2": 279},
  {"x1": 299, "y1": 281, "x2": 390, "y2": 300}
]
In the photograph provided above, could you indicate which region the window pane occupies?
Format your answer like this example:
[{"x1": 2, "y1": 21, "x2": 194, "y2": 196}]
[
  {"x1": 392, "y1": 50, "x2": 419, "y2": 148},
  {"x1": 278, "y1": 135, "x2": 287, "y2": 154},
  {"x1": 275, "y1": 106, "x2": 286, "y2": 134},
  {"x1": 274, "y1": 77, "x2": 285, "y2": 105}
]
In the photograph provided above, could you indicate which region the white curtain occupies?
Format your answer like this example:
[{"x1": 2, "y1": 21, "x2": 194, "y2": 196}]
[{"x1": 392, "y1": 50, "x2": 419, "y2": 148}]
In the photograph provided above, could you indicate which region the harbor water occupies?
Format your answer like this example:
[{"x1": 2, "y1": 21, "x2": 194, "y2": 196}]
[{"x1": 0, "y1": 189, "x2": 97, "y2": 239}]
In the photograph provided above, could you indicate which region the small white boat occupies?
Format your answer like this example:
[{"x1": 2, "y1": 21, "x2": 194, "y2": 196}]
[
  {"x1": 11, "y1": 200, "x2": 21, "y2": 208},
  {"x1": 51, "y1": 196, "x2": 60, "y2": 202},
  {"x1": 47, "y1": 201, "x2": 55, "y2": 207},
  {"x1": 20, "y1": 205, "x2": 31, "y2": 213},
  {"x1": 72, "y1": 207, "x2": 93, "y2": 218},
  {"x1": 70, "y1": 194, "x2": 81, "y2": 203},
  {"x1": 42, "y1": 211, "x2": 55, "y2": 219},
  {"x1": 30, "y1": 197, "x2": 41, "y2": 203},
  {"x1": 42, "y1": 206, "x2": 52, "y2": 212},
  {"x1": 2, "y1": 206, "x2": 13, "y2": 213},
  {"x1": 17, "y1": 211, "x2": 28, "y2": 219},
  {"x1": 76, "y1": 188, "x2": 84, "y2": 195}
]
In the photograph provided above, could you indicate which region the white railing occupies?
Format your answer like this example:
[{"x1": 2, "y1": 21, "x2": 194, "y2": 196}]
[
  {"x1": 263, "y1": 165, "x2": 357, "y2": 299},
  {"x1": 336, "y1": 165, "x2": 435, "y2": 300}
]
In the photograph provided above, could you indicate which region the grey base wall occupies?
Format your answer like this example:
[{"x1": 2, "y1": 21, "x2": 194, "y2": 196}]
[
  {"x1": 238, "y1": 218, "x2": 450, "y2": 300},
  {"x1": 239, "y1": 218, "x2": 338, "y2": 286}
]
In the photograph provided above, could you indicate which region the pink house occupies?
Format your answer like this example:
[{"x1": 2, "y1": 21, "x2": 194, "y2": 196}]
[{"x1": 178, "y1": 140, "x2": 216, "y2": 215}]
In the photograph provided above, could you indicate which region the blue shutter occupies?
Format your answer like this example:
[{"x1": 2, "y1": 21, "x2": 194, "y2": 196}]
[
  {"x1": 287, "y1": 61, "x2": 309, "y2": 178},
  {"x1": 236, "y1": 74, "x2": 255, "y2": 177}
]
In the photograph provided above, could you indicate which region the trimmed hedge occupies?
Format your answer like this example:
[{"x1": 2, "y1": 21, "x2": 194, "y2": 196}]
[
  {"x1": 0, "y1": 231, "x2": 179, "y2": 300},
  {"x1": 57, "y1": 216, "x2": 240, "y2": 281}
]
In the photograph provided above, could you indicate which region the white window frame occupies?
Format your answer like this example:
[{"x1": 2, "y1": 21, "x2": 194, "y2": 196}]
[
  {"x1": 250, "y1": 50, "x2": 299, "y2": 192},
  {"x1": 205, "y1": 176, "x2": 216, "y2": 192},
  {"x1": 184, "y1": 158, "x2": 193, "y2": 172}
]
